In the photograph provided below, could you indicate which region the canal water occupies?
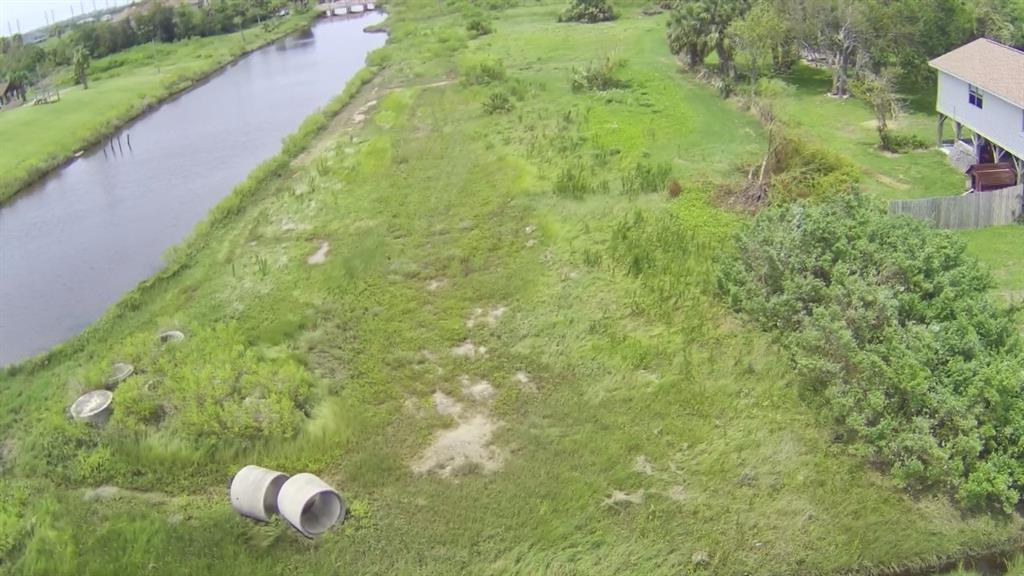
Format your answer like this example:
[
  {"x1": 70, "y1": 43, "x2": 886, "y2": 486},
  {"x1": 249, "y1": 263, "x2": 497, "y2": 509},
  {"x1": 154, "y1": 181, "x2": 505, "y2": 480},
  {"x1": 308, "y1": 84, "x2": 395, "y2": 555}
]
[{"x1": 0, "y1": 13, "x2": 387, "y2": 366}]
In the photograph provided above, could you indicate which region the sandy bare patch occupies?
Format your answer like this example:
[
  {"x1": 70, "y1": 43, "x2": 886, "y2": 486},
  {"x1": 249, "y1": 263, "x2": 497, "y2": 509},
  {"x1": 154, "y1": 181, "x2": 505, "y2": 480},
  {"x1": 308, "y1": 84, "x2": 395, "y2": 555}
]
[
  {"x1": 513, "y1": 370, "x2": 537, "y2": 392},
  {"x1": 426, "y1": 278, "x2": 447, "y2": 292},
  {"x1": 459, "y1": 375, "x2": 495, "y2": 402},
  {"x1": 352, "y1": 99, "x2": 378, "y2": 124},
  {"x1": 411, "y1": 415, "x2": 504, "y2": 477},
  {"x1": 873, "y1": 173, "x2": 910, "y2": 190},
  {"x1": 525, "y1": 225, "x2": 536, "y2": 235},
  {"x1": 525, "y1": 239, "x2": 538, "y2": 248},
  {"x1": 403, "y1": 397, "x2": 426, "y2": 418},
  {"x1": 307, "y1": 241, "x2": 330, "y2": 265},
  {"x1": 602, "y1": 489, "x2": 645, "y2": 506},
  {"x1": 633, "y1": 455, "x2": 654, "y2": 475},
  {"x1": 466, "y1": 306, "x2": 507, "y2": 328},
  {"x1": 451, "y1": 341, "x2": 487, "y2": 358},
  {"x1": 432, "y1": 391, "x2": 463, "y2": 417},
  {"x1": 665, "y1": 485, "x2": 687, "y2": 501},
  {"x1": 84, "y1": 486, "x2": 168, "y2": 503}
]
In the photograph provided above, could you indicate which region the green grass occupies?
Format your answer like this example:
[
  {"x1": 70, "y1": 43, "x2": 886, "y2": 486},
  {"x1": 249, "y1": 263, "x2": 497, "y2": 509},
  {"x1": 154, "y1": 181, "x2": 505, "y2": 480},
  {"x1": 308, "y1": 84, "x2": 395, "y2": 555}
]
[
  {"x1": 1, "y1": 3, "x2": 1021, "y2": 575},
  {"x1": 962, "y1": 225, "x2": 1024, "y2": 305},
  {"x1": 771, "y1": 64, "x2": 964, "y2": 201},
  {"x1": 0, "y1": 12, "x2": 317, "y2": 205}
]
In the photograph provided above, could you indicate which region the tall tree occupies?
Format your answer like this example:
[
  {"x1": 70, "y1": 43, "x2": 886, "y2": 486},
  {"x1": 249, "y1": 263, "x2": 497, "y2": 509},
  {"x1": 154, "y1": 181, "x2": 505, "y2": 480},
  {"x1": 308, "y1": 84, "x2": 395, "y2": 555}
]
[
  {"x1": 728, "y1": 0, "x2": 794, "y2": 83},
  {"x1": 785, "y1": 0, "x2": 866, "y2": 97},
  {"x1": 850, "y1": 68, "x2": 902, "y2": 149}
]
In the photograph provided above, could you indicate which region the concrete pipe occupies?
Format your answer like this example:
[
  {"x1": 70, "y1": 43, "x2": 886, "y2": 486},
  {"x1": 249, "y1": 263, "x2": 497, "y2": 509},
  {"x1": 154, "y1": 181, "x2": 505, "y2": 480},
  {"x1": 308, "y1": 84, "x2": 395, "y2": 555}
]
[
  {"x1": 106, "y1": 362, "x2": 134, "y2": 388},
  {"x1": 277, "y1": 473, "x2": 345, "y2": 538},
  {"x1": 70, "y1": 390, "x2": 113, "y2": 425},
  {"x1": 230, "y1": 465, "x2": 289, "y2": 522}
]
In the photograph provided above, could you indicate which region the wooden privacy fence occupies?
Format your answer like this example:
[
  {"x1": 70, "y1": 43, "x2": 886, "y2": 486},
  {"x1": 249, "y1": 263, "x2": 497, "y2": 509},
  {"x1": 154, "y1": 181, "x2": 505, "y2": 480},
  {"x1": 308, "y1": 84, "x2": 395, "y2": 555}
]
[{"x1": 888, "y1": 185, "x2": 1023, "y2": 229}]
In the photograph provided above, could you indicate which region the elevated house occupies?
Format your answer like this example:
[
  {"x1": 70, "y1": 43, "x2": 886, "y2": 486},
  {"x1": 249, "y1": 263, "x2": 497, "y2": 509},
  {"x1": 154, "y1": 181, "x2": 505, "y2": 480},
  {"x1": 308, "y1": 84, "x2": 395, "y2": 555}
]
[{"x1": 930, "y1": 39, "x2": 1024, "y2": 183}]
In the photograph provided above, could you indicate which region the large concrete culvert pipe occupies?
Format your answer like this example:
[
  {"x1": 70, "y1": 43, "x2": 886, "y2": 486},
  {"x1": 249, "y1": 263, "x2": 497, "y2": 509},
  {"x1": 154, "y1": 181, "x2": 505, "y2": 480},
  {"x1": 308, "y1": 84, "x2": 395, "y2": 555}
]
[
  {"x1": 230, "y1": 465, "x2": 289, "y2": 522},
  {"x1": 277, "y1": 473, "x2": 345, "y2": 538}
]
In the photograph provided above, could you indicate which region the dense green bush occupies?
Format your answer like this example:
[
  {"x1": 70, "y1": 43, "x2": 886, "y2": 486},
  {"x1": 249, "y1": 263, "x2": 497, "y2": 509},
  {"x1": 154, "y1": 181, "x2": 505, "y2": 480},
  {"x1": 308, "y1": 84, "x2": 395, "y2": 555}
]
[
  {"x1": 880, "y1": 131, "x2": 929, "y2": 154},
  {"x1": 558, "y1": 0, "x2": 617, "y2": 23},
  {"x1": 571, "y1": 56, "x2": 628, "y2": 92},
  {"x1": 719, "y1": 194, "x2": 1024, "y2": 512}
]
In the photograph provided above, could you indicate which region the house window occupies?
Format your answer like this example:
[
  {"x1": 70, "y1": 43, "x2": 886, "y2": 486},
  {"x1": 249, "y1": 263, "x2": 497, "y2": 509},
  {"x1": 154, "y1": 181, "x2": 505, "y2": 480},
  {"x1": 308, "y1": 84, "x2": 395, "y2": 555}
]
[{"x1": 969, "y1": 84, "x2": 984, "y2": 109}]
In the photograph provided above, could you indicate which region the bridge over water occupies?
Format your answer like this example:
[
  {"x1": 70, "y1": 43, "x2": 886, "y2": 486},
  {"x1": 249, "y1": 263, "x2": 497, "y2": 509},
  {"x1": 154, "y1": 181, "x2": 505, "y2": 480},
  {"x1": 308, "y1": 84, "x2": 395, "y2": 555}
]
[{"x1": 315, "y1": 0, "x2": 378, "y2": 15}]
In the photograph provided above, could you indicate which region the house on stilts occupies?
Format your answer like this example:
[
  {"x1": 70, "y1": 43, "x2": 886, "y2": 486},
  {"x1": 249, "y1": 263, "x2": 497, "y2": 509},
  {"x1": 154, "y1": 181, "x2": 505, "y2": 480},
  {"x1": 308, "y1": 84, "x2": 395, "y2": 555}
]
[{"x1": 930, "y1": 38, "x2": 1024, "y2": 186}]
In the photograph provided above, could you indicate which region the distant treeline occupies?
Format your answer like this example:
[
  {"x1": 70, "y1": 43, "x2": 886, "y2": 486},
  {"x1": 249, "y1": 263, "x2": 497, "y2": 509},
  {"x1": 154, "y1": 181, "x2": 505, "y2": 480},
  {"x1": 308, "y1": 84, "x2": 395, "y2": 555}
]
[{"x1": 1, "y1": 0, "x2": 307, "y2": 90}]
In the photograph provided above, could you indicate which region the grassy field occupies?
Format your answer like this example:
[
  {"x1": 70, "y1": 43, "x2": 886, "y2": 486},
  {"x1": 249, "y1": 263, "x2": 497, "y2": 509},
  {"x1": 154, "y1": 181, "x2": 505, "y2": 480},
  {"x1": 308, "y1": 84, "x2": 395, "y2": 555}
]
[
  {"x1": 1, "y1": 2, "x2": 1022, "y2": 575},
  {"x1": 0, "y1": 11, "x2": 316, "y2": 204}
]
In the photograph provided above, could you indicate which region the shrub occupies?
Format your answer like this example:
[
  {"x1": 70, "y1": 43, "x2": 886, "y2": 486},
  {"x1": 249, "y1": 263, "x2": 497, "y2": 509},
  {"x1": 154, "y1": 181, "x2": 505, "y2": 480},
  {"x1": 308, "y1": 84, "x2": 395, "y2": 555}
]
[
  {"x1": 719, "y1": 194, "x2": 1024, "y2": 512},
  {"x1": 769, "y1": 135, "x2": 860, "y2": 201},
  {"x1": 466, "y1": 17, "x2": 494, "y2": 37},
  {"x1": 483, "y1": 90, "x2": 514, "y2": 114},
  {"x1": 880, "y1": 131, "x2": 928, "y2": 154},
  {"x1": 559, "y1": 0, "x2": 617, "y2": 22},
  {"x1": 571, "y1": 56, "x2": 627, "y2": 92},
  {"x1": 459, "y1": 56, "x2": 507, "y2": 85}
]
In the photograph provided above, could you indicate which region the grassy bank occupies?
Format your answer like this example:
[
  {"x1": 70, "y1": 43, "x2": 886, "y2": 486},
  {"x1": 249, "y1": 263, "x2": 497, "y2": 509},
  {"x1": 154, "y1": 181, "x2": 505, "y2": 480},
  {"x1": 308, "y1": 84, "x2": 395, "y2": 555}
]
[
  {"x1": 0, "y1": 10, "x2": 317, "y2": 205},
  {"x1": 1, "y1": 2, "x2": 1021, "y2": 575}
]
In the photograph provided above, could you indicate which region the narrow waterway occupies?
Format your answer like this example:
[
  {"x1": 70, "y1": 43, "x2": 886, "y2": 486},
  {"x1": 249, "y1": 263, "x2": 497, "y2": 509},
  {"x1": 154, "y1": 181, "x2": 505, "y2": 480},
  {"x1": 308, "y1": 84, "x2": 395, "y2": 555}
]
[{"x1": 0, "y1": 13, "x2": 386, "y2": 366}]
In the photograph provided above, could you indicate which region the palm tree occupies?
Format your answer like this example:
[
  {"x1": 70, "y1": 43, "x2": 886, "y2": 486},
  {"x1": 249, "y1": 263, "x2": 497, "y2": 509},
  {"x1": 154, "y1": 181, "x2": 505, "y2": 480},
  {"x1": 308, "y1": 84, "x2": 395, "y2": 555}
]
[{"x1": 667, "y1": 0, "x2": 749, "y2": 75}]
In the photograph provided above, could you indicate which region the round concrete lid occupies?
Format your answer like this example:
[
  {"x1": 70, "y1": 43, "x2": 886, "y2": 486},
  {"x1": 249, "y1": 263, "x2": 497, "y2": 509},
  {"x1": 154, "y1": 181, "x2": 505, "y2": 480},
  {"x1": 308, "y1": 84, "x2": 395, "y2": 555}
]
[
  {"x1": 71, "y1": 390, "x2": 113, "y2": 419},
  {"x1": 107, "y1": 363, "x2": 134, "y2": 385},
  {"x1": 159, "y1": 330, "x2": 185, "y2": 344}
]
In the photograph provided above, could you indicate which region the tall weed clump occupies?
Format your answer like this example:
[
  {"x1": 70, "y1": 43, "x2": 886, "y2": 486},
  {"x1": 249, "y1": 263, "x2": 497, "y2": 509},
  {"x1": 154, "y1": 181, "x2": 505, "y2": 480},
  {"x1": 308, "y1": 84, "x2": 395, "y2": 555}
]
[
  {"x1": 571, "y1": 56, "x2": 628, "y2": 92},
  {"x1": 459, "y1": 56, "x2": 507, "y2": 85},
  {"x1": 719, "y1": 194, "x2": 1024, "y2": 512}
]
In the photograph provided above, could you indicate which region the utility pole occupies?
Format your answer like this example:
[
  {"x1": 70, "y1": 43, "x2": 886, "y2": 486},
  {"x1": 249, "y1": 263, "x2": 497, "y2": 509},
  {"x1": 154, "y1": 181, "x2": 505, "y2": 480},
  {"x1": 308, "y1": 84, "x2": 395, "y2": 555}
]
[{"x1": 6, "y1": 22, "x2": 11, "y2": 37}]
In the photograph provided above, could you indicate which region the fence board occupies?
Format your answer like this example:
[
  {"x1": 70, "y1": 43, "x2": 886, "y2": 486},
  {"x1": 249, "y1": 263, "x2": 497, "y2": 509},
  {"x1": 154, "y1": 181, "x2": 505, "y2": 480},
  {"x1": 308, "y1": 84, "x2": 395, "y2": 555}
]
[{"x1": 888, "y1": 186, "x2": 1023, "y2": 229}]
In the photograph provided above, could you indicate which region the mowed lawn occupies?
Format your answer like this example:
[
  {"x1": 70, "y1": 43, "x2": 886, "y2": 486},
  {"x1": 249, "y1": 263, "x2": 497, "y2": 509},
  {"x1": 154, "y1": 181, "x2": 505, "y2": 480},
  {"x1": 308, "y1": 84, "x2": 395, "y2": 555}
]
[
  {"x1": 962, "y1": 225, "x2": 1024, "y2": 303},
  {"x1": 0, "y1": 13, "x2": 314, "y2": 203},
  {"x1": 1, "y1": 4, "x2": 1020, "y2": 575}
]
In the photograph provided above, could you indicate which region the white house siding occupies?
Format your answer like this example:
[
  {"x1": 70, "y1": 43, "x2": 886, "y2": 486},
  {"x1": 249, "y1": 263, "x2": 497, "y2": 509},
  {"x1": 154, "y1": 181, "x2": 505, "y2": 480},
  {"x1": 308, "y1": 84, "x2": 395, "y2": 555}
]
[{"x1": 937, "y1": 71, "x2": 1024, "y2": 160}]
